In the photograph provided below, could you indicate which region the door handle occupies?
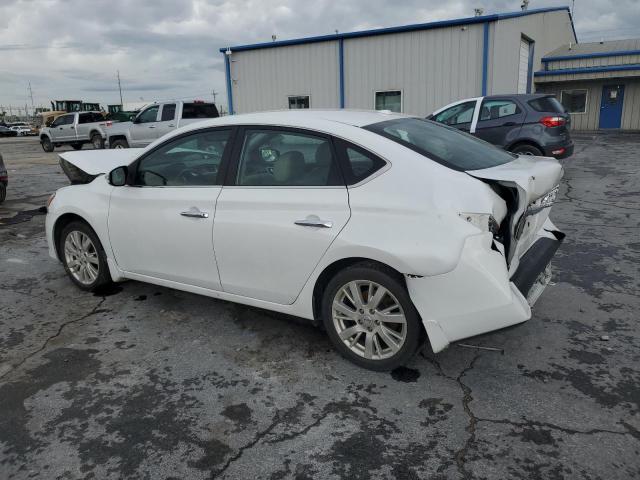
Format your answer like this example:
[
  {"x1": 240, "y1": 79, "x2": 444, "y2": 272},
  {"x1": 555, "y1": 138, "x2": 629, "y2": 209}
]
[
  {"x1": 148, "y1": 125, "x2": 156, "y2": 128},
  {"x1": 295, "y1": 216, "x2": 332, "y2": 228},
  {"x1": 180, "y1": 209, "x2": 209, "y2": 219},
  {"x1": 502, "y1": 122, "x2": 517, "y2": 126},
  {"x1": 168, "y1": 124, "x2": 175, "y2": 127}
]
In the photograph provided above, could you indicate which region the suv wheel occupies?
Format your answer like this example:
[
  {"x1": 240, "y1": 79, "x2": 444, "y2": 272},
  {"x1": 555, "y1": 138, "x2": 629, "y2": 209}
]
[
  {"x1": 322, "y1": 263, "x2": 423, "y2": 371},
  {"x1": 511, "y1": 144, "x2": 543, "y2": 156},
  {"x1": 71, "y1": 143, "x2": 83, "y2": 150},
  {"x1": 41, "y1": 137, "x2": 54, "y2": 152},
  {"x1": 59, "y1": 221, "x2": 112, "y2": 291},
  {"x1": 91, "y1": 133, "x2": 104, "y2": 149},
  {"x1": 110, "y1": 139, "x2": 128, "y2": 149}
]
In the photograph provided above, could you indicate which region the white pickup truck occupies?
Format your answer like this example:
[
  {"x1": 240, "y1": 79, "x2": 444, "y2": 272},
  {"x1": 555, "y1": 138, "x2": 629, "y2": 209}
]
[
  {"x1": 104, "y1": 100, "x2": 220, "y2": 148},
  {"x1": 39, "y1": 111, "x2": 108, "y2": 152}
]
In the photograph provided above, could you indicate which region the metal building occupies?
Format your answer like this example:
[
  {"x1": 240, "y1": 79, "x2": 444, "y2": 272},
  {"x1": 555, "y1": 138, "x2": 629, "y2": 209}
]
[
  {"x1": 220, "y1": 7, "x2": 576, "y2": 116},
  {"x1": 535, "y1": 39, "x2": 640, "y2": 130}
]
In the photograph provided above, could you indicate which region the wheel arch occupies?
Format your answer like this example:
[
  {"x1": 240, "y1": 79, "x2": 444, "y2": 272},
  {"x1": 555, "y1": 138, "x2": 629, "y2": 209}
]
[
  {"x1": 108, "y1": 135, "x2": 128, "y2": 147},
  {"x1": 52, "y1": 213, "x2": 99, "y2": 261},
  {"x1": 311, "y1": 257, "x2": 408, "y2": 322}
]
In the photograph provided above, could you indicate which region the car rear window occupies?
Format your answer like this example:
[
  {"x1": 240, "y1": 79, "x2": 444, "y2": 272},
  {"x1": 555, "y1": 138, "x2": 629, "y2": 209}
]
[
  {"x1": 528, "y1": 96, "x2": 565, "y2": 113},
  {"x1": 181, "y1": 103, "x2": 220, "y2": 119},
  {"x1": 364, "y1": 118, "x2": 515, "y2": 171}
]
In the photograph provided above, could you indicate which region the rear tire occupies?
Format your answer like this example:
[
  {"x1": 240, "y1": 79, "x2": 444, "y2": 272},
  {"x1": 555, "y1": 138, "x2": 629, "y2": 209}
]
[
  {"x1": 41, "y1": 137, "x2": 54, "y2": 152},
  {"x1": 71, "y1": 143, "x2": 83, "y2": 150},
  {"x1": 91, "y1": 133, "x2": 104, "y2": 149},
  {"x1": 59, "y1": 221, "x2": 112, "y2": 291},
  {"x1": 110, "y1": 138, "x2": 128, "y2": 149},
  {"x1": 321, "y1": 263, "x2": 423, "y2": 371},
  {"x1": 0, "y1": 183, "x2": 6, "y2": 203},
  {"x1": 511, "y1": 144, "x2": 543, "y2": 156}
]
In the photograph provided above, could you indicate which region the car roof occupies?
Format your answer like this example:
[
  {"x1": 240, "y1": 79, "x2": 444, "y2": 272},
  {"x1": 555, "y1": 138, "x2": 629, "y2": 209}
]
[
  {"x1": 484, "y1": 93, "x2": 552, "y2": 101},
  {"x1": 177, "y1": 109, "x2": 407, "y2": 131}
]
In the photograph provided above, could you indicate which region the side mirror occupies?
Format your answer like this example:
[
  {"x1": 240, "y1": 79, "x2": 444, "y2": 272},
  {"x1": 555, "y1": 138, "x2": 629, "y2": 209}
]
[{"x1": 108, "y1": 166, "x2": 128, "y2": 186}]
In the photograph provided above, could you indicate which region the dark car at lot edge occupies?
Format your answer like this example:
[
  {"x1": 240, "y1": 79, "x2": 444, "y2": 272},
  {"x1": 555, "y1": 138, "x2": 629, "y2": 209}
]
[
  {"x1": 428, "y1": 94, "x2": 574, "y2": 159},
  {"x1": 0, "y1": 125, "x2": 19, "y2": 138}
]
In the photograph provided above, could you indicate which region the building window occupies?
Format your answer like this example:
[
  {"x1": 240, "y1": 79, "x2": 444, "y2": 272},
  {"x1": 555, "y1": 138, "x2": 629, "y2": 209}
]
[
  {"x1": 561, "y1": 90, "x2": 587, "y2": 114},
  {"x1": 288, "y1": 95, "x2": 310, "y2": 109},
  {"x1": 375, "y1": 90, "x2": 402, "y2": 113}
]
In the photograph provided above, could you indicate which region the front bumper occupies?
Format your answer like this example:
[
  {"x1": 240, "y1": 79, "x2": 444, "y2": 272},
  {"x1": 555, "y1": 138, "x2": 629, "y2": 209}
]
[{"x1": 407, "y1": 225, "x2": 564, "y2": 353}]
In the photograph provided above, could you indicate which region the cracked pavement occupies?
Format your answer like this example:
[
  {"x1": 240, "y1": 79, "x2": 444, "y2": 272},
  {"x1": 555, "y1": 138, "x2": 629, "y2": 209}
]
[{"x1": 0, "y1": 135, "x2": 639, "y2": 479}]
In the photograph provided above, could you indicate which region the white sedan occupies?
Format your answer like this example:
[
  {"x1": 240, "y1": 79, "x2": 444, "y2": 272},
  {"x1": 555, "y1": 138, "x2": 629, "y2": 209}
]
[{"x1": 46, "y1": 110, "x2": 564, "y2": 370}]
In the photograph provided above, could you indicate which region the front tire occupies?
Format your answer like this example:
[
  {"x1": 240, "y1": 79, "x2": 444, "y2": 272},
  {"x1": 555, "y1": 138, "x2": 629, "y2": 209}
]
[
  {"x1": 59, "y1": 221, "x2": 112, "y2": 291},
  {"x1": 511, "y1": 144, "x2": 543, "y2": 156},
  {"x1": 322, "y1": 263, "x2": 423, "y2": 371},
  {"x1": 41, "y1": 137, "x2": 54, "y2": 152}
]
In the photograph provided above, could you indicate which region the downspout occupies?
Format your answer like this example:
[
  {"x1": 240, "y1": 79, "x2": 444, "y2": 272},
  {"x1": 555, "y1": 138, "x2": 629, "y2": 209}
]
[
  {"x1": 338, "y1": 39, "x2": 345, "y2": 108},
  {"x1": 223, "y1": 50, "x2": 234, "y2": 115},
  {"x1": 482, "y1": 22, "x2": 489, "y2": 96}
]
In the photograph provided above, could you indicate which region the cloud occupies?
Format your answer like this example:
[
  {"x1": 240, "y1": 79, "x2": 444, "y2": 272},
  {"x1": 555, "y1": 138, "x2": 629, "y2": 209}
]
[{"x1": 0, "y1": 0, "x2": 637, "y2": 112}]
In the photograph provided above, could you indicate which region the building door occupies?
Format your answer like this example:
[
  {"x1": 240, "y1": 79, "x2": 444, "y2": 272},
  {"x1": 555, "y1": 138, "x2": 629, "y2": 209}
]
[
  {"x1": 599, "y1": 85, "x2": 625, "y2": 129},
  {"x1": 517, "y1": 38, "x2": 531, "y2": 94}
]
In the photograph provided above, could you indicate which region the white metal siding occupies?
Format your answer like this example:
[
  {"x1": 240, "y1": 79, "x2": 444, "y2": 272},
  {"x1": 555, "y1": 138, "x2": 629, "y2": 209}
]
[
  {"x1": 229, "y1": 42, "x2": 340, "y2": 114},
  {"x1": 488, "y1": 10, "x2": 576, "y2": 95},
  {"x1": 343, "y1": 25, "x2": 484, "y2": 115},
  {"x1": 518, "y1": 38, "x2": 530, "y2": 93}
]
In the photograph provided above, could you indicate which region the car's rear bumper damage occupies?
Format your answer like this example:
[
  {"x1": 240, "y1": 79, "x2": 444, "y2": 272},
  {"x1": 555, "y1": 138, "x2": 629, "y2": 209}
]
[{"x1": 407, "y1": 221, "x2": 564, "y2": 353}]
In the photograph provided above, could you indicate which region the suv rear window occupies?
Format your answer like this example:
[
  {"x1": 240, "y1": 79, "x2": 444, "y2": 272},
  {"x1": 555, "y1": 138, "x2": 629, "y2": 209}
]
[
  {"x1": 364, "y1": 118, "x2": 515, "y2": 171},
  {"x1": 182, "y1": 103, "x2": 220, "y2": 119},
  {"x1": 528, "y1": 96, "x2": 565, "y2": 113}
]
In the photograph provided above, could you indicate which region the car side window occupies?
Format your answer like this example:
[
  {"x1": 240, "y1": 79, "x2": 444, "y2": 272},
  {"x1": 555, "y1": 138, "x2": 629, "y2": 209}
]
[
  {"x1": 335, "y1": 139, "x2": 387, "y2": 185},
  {"x1": 236, "y1": 129, "x2": 343, "y2": 187},
  {"x1": 137, "y1": 106, "x2": 159, "y2": 124},
  {"x1": 78, "y1": 113, "x2": 91, "y2": 124},
  {"x1": 433, "y1": 101, "x2": 476, "y2": 126},
  {"x1": 479, "y1": 100, "x2": 520, "y2": 121},
  {"x1": 50, "y1": 117, "x2": 62, "y2": 127},
  {"x1": 161, "y1": 104, "x2": 176, "y2": 122},
  {"x1": 135, "y1": 129, "x2": 231, "y2": 187},
  {"x1": 56, "y1": 115, "x2": 74, "y2": 126}
]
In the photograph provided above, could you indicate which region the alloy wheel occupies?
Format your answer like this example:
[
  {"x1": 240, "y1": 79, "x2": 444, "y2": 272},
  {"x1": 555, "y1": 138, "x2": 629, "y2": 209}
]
[
  {"x1": 64, "y1": 231, "x2": 99, "y2": 285},
  {"x1": 332, "y1": 280, "x2": 407, "y2": 360}
]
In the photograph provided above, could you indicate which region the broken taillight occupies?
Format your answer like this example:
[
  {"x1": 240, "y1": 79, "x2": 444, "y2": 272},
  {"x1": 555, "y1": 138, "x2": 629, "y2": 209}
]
[{"x1": 540, "y1": 116, "x2": 566, "y2": 128}]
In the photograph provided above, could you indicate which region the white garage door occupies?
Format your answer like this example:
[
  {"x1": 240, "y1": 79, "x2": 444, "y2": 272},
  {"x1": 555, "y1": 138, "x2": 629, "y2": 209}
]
[{"x1": 518, "y1": 38, "x2": 531, "y2": 94}]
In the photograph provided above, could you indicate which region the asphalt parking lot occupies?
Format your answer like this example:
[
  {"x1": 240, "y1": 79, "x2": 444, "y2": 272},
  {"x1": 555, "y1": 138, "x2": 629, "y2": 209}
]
[{"x1": 0, "y1": 135, "x2": 639, "y2": 479}]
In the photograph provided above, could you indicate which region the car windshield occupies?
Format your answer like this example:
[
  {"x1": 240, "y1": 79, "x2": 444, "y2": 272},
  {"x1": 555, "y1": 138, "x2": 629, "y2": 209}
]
[{"x1": 364, "y1": 117, "x2": 515, "y2": 171}]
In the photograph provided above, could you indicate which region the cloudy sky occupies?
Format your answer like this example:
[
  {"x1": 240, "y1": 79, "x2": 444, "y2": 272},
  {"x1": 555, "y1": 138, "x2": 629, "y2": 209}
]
[{"x1": 0, "y1": 0, "x2": 638, "y2": 114}]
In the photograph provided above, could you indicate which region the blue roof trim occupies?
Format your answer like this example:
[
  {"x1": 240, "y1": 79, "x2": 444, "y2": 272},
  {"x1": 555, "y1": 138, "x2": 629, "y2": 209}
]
[
  {"x1": 219, "y1": 7, "x2": 571, "y2": 53},
  {"x1": 534, "y1": 63, "x2": 640, "y2": 77},
  {"x1": 543, "y1": 49, "x2": 640, "y2": 62}
]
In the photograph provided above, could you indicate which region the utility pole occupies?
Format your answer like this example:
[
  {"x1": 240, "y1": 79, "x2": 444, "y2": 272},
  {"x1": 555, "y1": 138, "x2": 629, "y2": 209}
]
[
  {"x1": 212, "y1": 89, "x2": 218, "y2": 105},
  {"x1": 28, "y1": 82, "x2": 35, "y2": 118},
  {"x1": 117, "y1": 70, "x2": 124, "y2": 107}
]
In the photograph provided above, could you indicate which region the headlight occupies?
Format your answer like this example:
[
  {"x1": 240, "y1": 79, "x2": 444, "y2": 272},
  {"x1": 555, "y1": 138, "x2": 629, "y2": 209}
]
[
  {"x1": 459, "y1": 213, "x2": 500, "y2": 235},
  {"x1": 539, "y1": 185, "x2": 559, "y2": 208}
]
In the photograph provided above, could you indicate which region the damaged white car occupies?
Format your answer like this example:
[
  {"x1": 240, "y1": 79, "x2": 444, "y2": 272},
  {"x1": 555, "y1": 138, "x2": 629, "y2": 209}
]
[{"x1": 45, "y1": 110, "x2": 564, "y2": 370}]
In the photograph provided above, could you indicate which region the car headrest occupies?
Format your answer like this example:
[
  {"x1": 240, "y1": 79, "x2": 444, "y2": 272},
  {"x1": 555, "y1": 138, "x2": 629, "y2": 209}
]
[
  {"x1": 490, "y1": 105, "x2": 500, "y2": 119},
  {"x1": 273, "y1": 151, "x2": 305, "y2": 183},
  {"x1": 314, "y1": 142, "x2": 332, "y2": 167}
]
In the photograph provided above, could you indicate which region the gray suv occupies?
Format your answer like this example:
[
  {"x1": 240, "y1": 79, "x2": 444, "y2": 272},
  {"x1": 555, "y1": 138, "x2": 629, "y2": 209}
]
[{"x1": 428, "y1": 94, "x2": 573, "y2": 159}]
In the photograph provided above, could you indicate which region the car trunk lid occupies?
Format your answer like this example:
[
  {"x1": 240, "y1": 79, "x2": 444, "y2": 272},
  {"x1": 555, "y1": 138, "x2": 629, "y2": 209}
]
[{"x1": 59, "y1": 149, "x2": 142, "y2": 184}]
